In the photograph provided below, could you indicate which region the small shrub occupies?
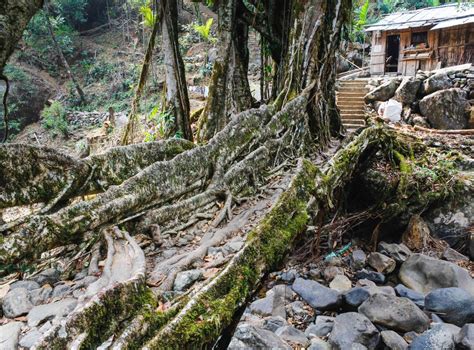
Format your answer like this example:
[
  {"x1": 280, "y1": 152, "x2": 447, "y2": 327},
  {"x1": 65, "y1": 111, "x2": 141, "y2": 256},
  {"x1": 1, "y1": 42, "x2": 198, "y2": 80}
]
[
  {"x1": 193, "y1": 18, "x2": 215, "y2": 42},
  {"x1": 144, "y1": 106, "x2": 174, "y2": 141},
  {"x1": 41, "y1": 101, "x2": 69, "y2": 137}
]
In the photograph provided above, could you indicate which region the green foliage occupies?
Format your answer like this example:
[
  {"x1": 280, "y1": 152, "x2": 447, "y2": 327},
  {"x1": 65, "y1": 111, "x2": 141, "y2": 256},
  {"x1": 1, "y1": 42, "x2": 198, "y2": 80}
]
[
  {"x1": 41, "y1": 101, "x2": 69, "y2": 137},
  {"x1": 52, "y1": 0, "x2": 88, "y2": 26},
  {"x1": 24, "y1": 11, "x2": 77, "y2": 64},
  {"x1": 140, "y1": 5, "x2": 157, "y2": 28},
  {"x1": 193, "y1": 18, "x2": 214, "y2": 42},
  {"x1": 144, "y1": 106, "x2": 174, "y2": 141},
  {"x1": 356, "y1": 0, "x2": 370, "y2": 30},
  {"x1": 3, "y1": 65, "x2": 29, "y2": 83}
]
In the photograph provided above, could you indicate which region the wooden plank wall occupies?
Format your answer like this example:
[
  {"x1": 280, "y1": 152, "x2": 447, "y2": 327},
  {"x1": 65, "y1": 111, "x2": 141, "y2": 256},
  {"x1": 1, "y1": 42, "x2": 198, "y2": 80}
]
[
  {"x1": 370, "y1": 32, "x2": 386, "y2": 75},
  {"x1": 368, "y1": 23, "x2": 474, "y2": 76},
  {"x1": 436, "y1": 24, "x2": 474, "y2": 67}
]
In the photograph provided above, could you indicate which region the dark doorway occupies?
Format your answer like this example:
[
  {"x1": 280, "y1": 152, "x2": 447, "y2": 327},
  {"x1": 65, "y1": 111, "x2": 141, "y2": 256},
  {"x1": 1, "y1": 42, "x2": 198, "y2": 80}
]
[{"x1": 386, "y1": 35, "x2": 400, "y2": 73}]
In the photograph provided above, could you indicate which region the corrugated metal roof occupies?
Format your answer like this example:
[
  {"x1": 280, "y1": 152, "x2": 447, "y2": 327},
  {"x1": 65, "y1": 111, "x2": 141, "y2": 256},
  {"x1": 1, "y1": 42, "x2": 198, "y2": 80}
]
[{"x1": 365, "y1": 3, "x2": 474, "y2": 32}]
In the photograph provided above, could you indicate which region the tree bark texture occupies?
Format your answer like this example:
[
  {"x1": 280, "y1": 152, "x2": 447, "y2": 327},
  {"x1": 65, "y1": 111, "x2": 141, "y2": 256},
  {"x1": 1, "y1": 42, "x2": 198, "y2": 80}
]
[
  {"x1": 0, "y1": 0, "x2": 44, "y2": 74},
  {"x1": 197, "y1": 0, "x2": 252, "y2": 141},
  {"x1": 161, "y1": 0, "x2": 193, "y2": 141}
]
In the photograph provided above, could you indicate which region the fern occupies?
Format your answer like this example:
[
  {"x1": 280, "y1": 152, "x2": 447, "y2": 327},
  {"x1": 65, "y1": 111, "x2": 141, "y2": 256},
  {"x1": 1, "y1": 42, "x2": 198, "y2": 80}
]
[
  {"x1": 193, "y1": 18, "x2": 214, "y2": 42},
  {"x1": 140, "y1": 5, "x2": 156, "y2": 28}
]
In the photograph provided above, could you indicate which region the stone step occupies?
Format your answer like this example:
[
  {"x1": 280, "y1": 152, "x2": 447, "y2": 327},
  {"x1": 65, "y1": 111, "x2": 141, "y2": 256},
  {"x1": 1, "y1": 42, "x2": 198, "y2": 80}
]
[
  {"x1": 342, "y1": 119, "x2": 365, "y2": 124},
  {"x1": 339, "y1": 106, "x2": 365, "y2": 111},
  {"x1": 341, "y1": 114, "x2": 365, "y2": 120},
  {"x1": 336, "y1": 97, "x2": 365, "y2": 107},
  {"x1": 338, "y1": 87, "x2": 368, "y2": 93},
  {"x1": 344, "y1": 123, "x2": 365, "y2": 129},
  {"x1": 341, "y1": 110, "x2": 365, "y2": 115},
  {"x1": 340, "y1": 80, "x2": 368, "y2": 85},
  {"x1": 337, "y1": 91, "x2": 367, "y2": 96},
  {"x1": 337, "y1": 98, "x2": 365, "y2": 104}
]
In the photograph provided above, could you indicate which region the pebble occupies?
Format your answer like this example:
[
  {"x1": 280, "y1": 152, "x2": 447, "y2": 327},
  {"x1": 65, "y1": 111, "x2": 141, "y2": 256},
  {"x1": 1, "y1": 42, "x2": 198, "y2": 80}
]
[
  {"x1": 173, "y1": 269, "x2": 203, "y2": 292},
  {"x1": 10, "y1": 280, "x2": 40, "y2": 291},
  {"x1": 381, "y1": 330, "x2": 408, "y2": 350},
  {"x1": 262, "y1": 316, "x2": 287, "y2": 332},
  {"x1": 378, "y1": 242, "x2": 412, "y2": 263},
  {"x1": 292, "y1": 278, "x2": 341, "y2": 311},
  {"x1": 351, "y1": 249, "x2": 367, "y2": 270},
  {"x1": 399, "y1": 253, "x2": 474, "y2": 295},
  {"x1": 286, "y1": 300, "x2": 311, "y2": 322},
  {"x1": 275, "y1": 325, "x2": 309, "y2": 347},
  {"x1": 356, "y1": 269, "x2": 386, "y2": 284},
  {"x1": 394, "y1": 284, "x2": 425, "y2": 308},
  {"x1": 250, "y1": 285, "x2": 293, "y2": 318},
  {"x1": 0, "y1": 322, "x2": 23, "y2": 349},
  {"x1": 323, "y1": 266, "x2": 345, "y2": 282},
  {"x1": 29, "y1": 286, "x2": 53, "y2": 306},
  {"x1": 305, "y1": 316, "x2": 334, "y2": 338},
  {"x1": 328, "y1": 312, "x2": 380, "y2": 350},
  {"x1": 228, "y1": 323, "x2": 291, "y2": 350},
  {"x1": 329, "y1": 274, "x2": 352, "y2": 292},
  {"x1": 308, "y1": 337, "x2": 332, "y2": 350},
  {"x1": 27, "y1": 298, "x2": 78, "y2": 327},
  {"x1": 410, "y1": 323, "x2": 458, "y2": 350},
  {"x1": 52, "y1": 284, "x2": 72, "y2": 298},
  {"x1": 19, "y1": 329, "x2": 43, "y2": 348},
  {"x1": 455, "y1": 324, "x2": 474, "y2": 349},
  {"x1": 343, "y1": 287, "x2": 371, "y2": 309},
  {"x1": 368, "y1": 252, "x2": 396, "y2": 274},
  {"x1": 442, "y1": 247, "x2": 469, "y2": 262},
  {"x1": 33, "y1": 268, "x2": 60, "y2": 286},
  {"x1": 279, "y1": 270, "x2": 297, "y2": 283}
]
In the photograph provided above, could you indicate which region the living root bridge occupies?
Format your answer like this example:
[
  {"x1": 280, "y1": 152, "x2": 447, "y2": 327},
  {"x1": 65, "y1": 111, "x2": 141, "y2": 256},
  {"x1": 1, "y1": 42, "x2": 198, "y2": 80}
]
[
  {"x1": 32, "y1": 125, "x2": 390, "y2": 349},
  {"x1": 1, "y1": 93, "x2": 311, "y2": 265}
]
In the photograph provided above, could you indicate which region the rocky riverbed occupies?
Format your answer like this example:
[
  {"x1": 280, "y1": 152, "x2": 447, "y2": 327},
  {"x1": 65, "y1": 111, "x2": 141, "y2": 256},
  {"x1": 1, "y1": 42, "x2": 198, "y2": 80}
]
[
  {"x1": 0, "y1": 268, "x2": 99, "y2": 348},
  {"x1": 229, "y1": 240, "x2": 474, "y2": 349}
]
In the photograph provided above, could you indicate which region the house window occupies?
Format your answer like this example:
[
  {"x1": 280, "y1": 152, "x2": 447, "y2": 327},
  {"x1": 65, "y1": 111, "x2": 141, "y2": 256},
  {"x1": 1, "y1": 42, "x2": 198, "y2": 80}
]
[{"x1": 411, "y1": 31, "x2": 428, "y2": 48}]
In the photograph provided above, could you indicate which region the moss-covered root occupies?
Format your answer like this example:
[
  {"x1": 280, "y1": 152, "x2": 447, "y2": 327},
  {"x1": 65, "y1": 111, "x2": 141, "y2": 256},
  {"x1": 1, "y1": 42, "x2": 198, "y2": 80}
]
[
  {"x1": 34, "y1": 228, "x2": 152, "y2": 349},
  {"x1": 0, "y1": 139, "x2": 194, "y2": 210},
  {"x1": 143, "y1": 159, "x2": 318, "y2": 349},
  {"x1": 0, "y1": 96, "x2": 309, "y2": 267}
]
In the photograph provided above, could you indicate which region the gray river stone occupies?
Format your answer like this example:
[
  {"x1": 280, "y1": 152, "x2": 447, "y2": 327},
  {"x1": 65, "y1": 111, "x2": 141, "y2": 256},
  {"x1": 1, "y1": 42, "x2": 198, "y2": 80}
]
[
  {"x1": 328, "y1": 312, "x2": 380, "y2": 350},
  {"x1": 0, "y1": 322, "x2": 23, "y2": 350},
  {"x1": 359, "y1": 293, "x2": 429, "y2": 333},
  {"x1": 292, "y1": 278, "x2": 341, "y2": 311},
  {"x1": 2, "y1": 288, "x2": 34, "y2": 318},
  {"x1": 27, "y1": 298, "x2": 78, "y2": 327}
]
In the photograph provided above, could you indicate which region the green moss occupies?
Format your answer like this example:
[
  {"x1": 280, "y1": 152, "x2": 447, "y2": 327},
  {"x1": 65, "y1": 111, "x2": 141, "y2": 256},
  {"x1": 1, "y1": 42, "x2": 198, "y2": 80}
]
[{"x1": 145, "y1": 160, "x2": 318, "y2": 349}]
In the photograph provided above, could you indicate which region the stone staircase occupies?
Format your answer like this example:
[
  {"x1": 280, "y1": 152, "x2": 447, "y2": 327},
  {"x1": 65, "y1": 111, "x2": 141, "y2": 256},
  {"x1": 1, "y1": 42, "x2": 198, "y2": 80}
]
[{"x1": 336, "y1": 79, "x2": 368, "y2": 131}]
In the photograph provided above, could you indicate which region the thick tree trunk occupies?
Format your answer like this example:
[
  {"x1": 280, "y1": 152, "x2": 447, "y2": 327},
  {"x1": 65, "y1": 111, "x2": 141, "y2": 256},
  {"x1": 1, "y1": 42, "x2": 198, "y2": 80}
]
[
  {"x1": 0, "y1": 0, "x2": 44, "y2": 74},
  {"x1": 161, "y1": 0, "x2": 193, "y2": 141},
  {"x1": 197, "y1": 0, "x2": 252, "y2": 141},
  {"x1": 306, "y1": 0, "x2": 349, "y2": 144},
  {"x1": 0, "y1": 92, "x2": 312, "y2": 265}
]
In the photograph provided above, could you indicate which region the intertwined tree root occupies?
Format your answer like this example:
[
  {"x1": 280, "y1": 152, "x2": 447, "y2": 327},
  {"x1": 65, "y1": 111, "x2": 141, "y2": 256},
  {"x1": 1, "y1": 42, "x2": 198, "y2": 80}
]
[
  {"x1": 28, "y1": 125, "x2": 394, "y2": 349},
  {"x1": 2, "y1": 95, "x2": 472, "y2": 348}
]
